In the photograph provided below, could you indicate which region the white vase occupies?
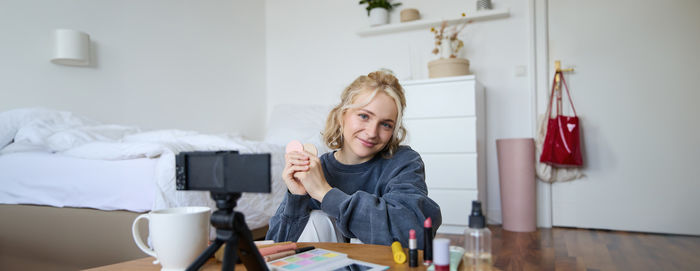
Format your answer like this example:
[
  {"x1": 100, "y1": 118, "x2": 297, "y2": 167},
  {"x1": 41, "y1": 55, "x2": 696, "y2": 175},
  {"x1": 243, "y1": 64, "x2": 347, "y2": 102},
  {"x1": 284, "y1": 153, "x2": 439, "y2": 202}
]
[
  {"x1": 440, "y1": 39, "x2": 453, "y2": 58},
  {"x1": 368, "y1": 8, "x2": 389, "y2": 26}
]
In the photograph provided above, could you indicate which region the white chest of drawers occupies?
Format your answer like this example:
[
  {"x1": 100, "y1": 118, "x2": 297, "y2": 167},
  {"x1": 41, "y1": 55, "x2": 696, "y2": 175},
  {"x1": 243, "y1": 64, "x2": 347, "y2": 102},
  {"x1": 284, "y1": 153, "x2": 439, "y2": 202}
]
[{"x1": 401, "y1": 75, "x2": 486, "y2": 234}]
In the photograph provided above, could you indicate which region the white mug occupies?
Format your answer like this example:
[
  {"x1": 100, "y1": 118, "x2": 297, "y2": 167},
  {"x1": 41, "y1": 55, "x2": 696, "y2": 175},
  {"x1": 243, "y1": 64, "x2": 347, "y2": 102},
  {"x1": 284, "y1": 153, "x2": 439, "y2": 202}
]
[{"x1": 132, "y1": 206, "x2": 211, "y2": 271}]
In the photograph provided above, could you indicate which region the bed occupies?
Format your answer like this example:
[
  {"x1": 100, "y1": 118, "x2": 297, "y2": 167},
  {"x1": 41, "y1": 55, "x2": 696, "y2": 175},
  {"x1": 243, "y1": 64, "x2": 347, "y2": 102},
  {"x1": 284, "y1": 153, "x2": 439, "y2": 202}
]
[{"x1": 0, "y1": 106, "x2": 330, "y2": 270}]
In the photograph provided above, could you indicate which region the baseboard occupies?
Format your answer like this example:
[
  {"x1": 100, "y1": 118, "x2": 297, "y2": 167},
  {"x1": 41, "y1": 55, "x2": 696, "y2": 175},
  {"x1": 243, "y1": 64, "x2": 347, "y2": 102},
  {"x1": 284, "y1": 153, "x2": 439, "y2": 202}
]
[{"x1": 487, "y1": 208, "x2": 502, "y2": 225}]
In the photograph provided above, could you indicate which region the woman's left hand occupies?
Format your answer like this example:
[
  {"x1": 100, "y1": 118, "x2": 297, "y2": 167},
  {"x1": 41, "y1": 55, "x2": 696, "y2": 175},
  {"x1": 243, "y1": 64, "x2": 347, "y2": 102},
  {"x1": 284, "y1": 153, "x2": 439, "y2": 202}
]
[{"x1": 293, "y1": 154, "x2": 332, "y2": 202}]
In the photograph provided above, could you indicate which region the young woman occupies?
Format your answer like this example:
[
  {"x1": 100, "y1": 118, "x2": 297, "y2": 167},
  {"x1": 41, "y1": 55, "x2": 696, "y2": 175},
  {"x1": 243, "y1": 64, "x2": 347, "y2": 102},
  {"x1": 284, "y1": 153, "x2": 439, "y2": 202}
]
[{"x1": 266, "y1": 71, "x2": 441, "y2": 249}]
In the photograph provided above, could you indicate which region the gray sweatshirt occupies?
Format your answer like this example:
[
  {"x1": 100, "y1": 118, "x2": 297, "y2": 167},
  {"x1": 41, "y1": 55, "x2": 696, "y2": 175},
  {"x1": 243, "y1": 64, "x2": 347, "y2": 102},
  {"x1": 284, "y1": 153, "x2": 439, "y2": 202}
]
[{"x1": 266, "y1": 146, "x2": 442, "y2": 249}]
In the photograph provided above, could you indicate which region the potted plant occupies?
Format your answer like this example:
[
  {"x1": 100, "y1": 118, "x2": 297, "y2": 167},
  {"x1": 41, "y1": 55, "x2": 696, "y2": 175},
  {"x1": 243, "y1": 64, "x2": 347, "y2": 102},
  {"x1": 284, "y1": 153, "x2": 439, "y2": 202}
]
[
  {"x1": 359, "y1": 0, "x2": 402, "y2": 26},
  {"x1": 428, "y1": 14, "x2": 473, "y2": 78}
]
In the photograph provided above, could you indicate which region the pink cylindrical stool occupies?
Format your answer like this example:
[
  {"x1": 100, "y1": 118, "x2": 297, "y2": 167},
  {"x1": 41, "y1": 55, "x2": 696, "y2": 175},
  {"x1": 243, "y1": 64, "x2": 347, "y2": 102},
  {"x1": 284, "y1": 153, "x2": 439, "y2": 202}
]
[{"x1": 496, "y1": 138, "x2": 536, "y2": 232}]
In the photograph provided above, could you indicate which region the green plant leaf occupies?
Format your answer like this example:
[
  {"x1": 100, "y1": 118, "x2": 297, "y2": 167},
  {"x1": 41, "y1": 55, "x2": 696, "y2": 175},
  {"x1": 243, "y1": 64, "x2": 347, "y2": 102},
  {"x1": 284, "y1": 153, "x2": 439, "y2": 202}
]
[{"x1": 359, "y1": 0, "x2": 402, "y2": 16}]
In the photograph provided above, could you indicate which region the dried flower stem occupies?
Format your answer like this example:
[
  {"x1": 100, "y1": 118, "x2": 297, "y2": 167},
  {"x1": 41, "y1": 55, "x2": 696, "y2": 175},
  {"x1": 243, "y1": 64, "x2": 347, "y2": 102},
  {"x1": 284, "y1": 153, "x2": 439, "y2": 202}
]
[{"x1": 431, "y1": 14, "x2": 473, "y2": 59}]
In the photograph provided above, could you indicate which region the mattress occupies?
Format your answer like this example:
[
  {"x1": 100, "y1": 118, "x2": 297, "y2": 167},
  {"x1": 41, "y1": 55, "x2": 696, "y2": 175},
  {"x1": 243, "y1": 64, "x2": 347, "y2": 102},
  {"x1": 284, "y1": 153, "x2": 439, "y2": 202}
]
[
  {"x1": 0, "y1": 143, "x2": 287, "y2": 231},
  {"x1": 0, "y1": 108, "x2": 292, "y2": 231},
  {"x1": 0, "y1": 151, "x2": 157, "y2": 212}
]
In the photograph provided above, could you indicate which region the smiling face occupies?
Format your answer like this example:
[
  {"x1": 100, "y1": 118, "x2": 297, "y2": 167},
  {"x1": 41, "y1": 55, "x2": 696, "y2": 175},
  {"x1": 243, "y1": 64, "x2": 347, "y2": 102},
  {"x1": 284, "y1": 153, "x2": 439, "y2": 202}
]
[{"x1": 336, "y1": 89, "x2": 398, "y2": 164}]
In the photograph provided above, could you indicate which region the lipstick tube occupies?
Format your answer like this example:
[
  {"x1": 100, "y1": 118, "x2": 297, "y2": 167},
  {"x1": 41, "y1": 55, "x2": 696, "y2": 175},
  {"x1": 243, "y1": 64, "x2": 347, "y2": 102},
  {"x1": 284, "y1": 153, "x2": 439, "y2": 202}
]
[
  {"x1": 424, "y1": 217, "x2": 433, "y2": 265},
  {"x1": 409, "y1": 229, "x2": 418, "y2": 267}
]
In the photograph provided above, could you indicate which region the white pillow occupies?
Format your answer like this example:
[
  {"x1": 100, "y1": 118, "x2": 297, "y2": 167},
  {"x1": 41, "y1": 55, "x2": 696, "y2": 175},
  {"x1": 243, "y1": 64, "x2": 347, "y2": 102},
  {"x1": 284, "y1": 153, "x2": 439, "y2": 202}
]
[
  {"x1": 0, "y1": 141, "x2": 48, "y2": 154},
  {"x1": 0, "y1": 108, "x2": 77, "y2": 149},
  {"x1": 264, "y1": 104, "x2": 333, "y2": 155},
  {"x1": 0, "y1": 108, "x2": 108, "y2": 151},
  {"x1": 0, "y1": 110, "x2": 20, "y2": 148},
  {"x1": 46, "y1": 124, "x2": 140, "y2": 152},
  {"x1": 14, "y1": 109, "x2": 99, "y2": 148}
]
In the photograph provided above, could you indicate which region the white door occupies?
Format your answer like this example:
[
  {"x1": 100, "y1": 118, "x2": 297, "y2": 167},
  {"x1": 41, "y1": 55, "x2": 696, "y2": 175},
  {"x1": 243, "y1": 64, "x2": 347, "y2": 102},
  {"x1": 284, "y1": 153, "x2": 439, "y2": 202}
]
[{"x1": 545, "y1": 0, "x2": 700, "y2": 235}]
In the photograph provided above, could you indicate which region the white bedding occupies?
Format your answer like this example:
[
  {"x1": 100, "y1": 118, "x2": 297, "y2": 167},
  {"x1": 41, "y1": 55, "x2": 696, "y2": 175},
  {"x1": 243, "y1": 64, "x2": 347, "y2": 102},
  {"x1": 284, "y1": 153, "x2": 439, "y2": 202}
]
[
  {"x1": 0, "y1": 151, "x2": 157, "y2": 212},
  {"x1": 0, "y1": 108, "x2": 287, "y2": 230}
]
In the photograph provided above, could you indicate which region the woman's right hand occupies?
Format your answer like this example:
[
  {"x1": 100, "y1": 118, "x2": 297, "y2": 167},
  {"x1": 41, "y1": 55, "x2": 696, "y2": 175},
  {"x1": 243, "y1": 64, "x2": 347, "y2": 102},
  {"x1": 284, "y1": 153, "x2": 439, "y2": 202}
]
[{"x1": 282, "y1": 151, "x2": 310, "y2": 195}]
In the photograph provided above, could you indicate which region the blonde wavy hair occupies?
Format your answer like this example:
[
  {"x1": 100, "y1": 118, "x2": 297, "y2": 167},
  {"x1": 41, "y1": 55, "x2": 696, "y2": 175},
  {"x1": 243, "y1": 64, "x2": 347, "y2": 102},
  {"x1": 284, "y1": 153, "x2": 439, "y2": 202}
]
[{"x1": 322, "y1": 71, "x2": 407, "y2": 158}]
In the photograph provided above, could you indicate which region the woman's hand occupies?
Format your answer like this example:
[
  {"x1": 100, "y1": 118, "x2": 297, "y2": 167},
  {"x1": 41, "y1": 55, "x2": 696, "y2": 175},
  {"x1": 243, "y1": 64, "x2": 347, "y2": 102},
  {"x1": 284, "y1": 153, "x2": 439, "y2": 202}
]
[
  {"x1": 293, "y1": 155, "x2": 332, "y2": 202},
  {"x1": 282, "y1": 151, "x2": 310, "y2": 195}
]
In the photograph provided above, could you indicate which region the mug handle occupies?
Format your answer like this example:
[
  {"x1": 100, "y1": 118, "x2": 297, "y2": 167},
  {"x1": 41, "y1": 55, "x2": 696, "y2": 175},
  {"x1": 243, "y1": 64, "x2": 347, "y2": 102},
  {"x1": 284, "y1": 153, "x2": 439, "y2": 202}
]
[{"x1": 132, "y1": 213, "x2": 157, "y2": 258}]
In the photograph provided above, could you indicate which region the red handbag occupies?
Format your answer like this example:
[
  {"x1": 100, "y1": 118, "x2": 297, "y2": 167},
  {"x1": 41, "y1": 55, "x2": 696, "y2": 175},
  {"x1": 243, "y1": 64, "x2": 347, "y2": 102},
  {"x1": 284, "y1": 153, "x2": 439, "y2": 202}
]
[{"x1": 539, "y1": 71, "x2": 583, "y2": 167}]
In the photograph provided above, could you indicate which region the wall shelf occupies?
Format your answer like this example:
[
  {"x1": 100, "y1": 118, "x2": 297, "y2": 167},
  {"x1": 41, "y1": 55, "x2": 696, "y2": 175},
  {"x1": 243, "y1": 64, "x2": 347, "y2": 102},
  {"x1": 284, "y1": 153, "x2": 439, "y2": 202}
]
[{"x1": 357, "y1": 8, "x2": 510, "y2": 37}]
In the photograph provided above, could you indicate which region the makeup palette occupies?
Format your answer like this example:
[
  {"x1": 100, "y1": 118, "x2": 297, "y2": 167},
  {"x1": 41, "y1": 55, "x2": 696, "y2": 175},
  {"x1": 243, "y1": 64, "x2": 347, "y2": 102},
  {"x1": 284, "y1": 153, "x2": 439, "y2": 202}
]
[
  {"x1": 267, "y1": 248, "x2": 345, "y2": 270},
  {"x1": 267, "y1": 248, "x2": 387, "y2": 271}
]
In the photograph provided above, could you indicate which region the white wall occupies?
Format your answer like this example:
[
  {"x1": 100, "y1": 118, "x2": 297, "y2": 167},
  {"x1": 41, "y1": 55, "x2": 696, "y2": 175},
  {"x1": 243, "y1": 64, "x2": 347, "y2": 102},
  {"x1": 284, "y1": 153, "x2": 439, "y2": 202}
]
[
  {"x1": 266, "y1": 0, "x2": 533, "y2": 223},
  {"x1": 540, "y1": 0, "x2": 700, "y2": 235},
  {"x1": 0, "y1": 0, "x2": 267, "y2": 139},
  {"x1": 1, "y1": 0, "x2": 534, "y2": 224}
]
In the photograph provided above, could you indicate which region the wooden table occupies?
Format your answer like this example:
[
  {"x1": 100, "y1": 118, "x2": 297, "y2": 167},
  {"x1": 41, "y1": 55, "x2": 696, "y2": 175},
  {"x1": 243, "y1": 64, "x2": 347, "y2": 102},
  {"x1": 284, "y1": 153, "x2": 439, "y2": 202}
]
[{"x1": 85, "y1": 242, "x2": 429, "y2": 271}]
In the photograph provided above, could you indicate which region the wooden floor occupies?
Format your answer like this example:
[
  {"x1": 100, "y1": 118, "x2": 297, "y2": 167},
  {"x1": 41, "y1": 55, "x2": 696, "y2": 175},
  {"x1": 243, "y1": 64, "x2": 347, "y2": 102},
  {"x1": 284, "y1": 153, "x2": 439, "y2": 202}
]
[{"x1": 435, "y1": 226, "x2": 700, "y2": 271}]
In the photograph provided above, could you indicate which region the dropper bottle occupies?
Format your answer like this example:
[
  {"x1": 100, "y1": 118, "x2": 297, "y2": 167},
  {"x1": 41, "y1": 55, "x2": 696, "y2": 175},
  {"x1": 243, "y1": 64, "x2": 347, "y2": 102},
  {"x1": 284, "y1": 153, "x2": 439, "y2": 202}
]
[{"x1": 463, "y1": 200, "x2": 492, "y2": 270}]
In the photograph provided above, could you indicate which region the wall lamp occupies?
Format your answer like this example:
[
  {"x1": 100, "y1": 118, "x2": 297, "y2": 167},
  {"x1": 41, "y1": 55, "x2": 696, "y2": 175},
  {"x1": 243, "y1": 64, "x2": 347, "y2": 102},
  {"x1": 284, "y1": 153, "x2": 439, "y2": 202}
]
[{"x1": 51, "y1": 29, "x2": 90, "y2": 66}]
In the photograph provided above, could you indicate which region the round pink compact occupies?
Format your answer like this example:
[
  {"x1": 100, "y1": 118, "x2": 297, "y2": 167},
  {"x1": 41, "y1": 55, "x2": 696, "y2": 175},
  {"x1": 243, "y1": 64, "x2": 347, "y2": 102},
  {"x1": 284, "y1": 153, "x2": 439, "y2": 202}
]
[{"x1": 285, "y1": 140, "x2": 304, "y2": 154}]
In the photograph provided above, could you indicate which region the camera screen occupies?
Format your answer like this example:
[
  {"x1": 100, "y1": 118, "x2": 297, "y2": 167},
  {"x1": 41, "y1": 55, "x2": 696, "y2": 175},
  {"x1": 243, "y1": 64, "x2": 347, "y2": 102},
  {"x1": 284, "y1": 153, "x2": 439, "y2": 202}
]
[
  {"x1": 186, "y1": 153, "x2": 226, "y2": 191},
  {"x1": 177, "y1": 151, "x2": 271, "y2": 193}
]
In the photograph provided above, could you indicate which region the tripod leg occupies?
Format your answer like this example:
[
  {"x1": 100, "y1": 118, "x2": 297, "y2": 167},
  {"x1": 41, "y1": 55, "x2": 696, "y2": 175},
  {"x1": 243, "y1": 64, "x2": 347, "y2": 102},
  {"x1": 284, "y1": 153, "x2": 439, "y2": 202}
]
[
  {"x1": 233, "y1": 212, "x2": 268, "y2": 271},
  {"x1": 222, "y1": 235, "x2": 239, "y2": 271},
  {"x1": 187, "y1": 239, "x2": 224, "y2": 271}
]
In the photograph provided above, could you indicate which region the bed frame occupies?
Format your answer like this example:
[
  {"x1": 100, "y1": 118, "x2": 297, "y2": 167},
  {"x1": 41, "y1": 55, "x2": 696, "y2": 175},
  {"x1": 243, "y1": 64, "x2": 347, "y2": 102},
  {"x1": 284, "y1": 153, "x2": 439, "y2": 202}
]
[{"x1": 0, "y1": 204, "x2": 268, "y2": 271}]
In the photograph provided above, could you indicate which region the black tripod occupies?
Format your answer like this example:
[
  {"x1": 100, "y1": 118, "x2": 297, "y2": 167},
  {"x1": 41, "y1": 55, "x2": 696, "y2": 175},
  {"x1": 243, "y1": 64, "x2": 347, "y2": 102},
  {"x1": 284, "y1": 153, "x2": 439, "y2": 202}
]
[{"x1": 186, "y1": 193, "x2": 268, "y2": 271}]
